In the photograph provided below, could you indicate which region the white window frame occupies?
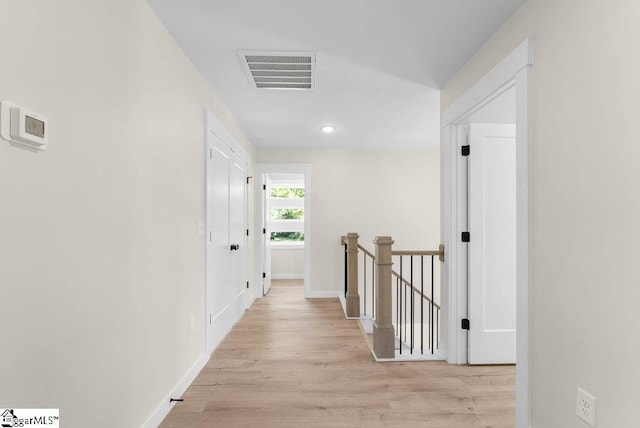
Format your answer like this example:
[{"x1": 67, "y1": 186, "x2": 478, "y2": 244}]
[{"x1": 268, "y1": 185, "x2": 305, "y2": 243}]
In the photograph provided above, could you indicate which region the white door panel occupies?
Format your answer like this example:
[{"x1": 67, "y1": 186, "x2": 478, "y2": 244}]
[
  {"x1": 468, "y1": 123, "x2": 517, "y2": 365},
  {"x1": 230, "y1": 160, "x2": 247, "y2": 304},
  {"x1": 208, "y1": 142, "x2": 231, "y2": 318}
]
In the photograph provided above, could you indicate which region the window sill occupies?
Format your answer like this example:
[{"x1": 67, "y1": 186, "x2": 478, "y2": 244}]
[{"x1": 270, "y1": 242, "x2": 305, "y2": 250}]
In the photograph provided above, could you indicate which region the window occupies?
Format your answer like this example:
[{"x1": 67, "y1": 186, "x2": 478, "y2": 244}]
[{"x1": 269, "y1": 187, "x2": 304, "y2": 243}]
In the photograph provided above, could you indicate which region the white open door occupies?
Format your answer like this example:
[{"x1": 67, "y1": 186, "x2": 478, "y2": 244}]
[
  {"x1": 468, "y1": 123, "x2": 517, "y2": 364},
  {"x1": 262, "y1": 175, "x2": 272, "y2": 295}
]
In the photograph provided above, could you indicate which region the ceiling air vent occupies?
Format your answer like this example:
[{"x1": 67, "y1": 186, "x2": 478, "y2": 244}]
[{"x1": 238, "y1": 51, "x2": 316, "y2": 90}]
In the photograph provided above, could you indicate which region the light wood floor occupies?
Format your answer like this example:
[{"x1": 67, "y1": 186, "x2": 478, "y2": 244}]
[{"x1": 160, "y1": 281, "x2": 515, "y2": 427}]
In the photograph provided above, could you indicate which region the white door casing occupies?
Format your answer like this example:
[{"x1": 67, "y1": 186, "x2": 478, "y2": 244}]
[
  {"x1": 442, "y1": 39, "x2": 532, "y2": 428},
  {"x1": 254, "y1": 164, "x2": 312, "y2": 298},
  {"x1": 262, "y1": 175, "x2": 273, "y2": 295},
  {"x1": 467, "y1": 124, "x2": 516, "y2": 364}
]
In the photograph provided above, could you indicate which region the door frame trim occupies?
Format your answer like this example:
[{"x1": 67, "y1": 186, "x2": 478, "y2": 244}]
[
  {"x1": 441, "y1": 39, "x2": 533, "y2": 428},
  {"x1": 254, "y1": 163, "x2": 312, "y2": 298},
  {"x1": 204, "y1": 109, "x2": 252, "y2": 356}
]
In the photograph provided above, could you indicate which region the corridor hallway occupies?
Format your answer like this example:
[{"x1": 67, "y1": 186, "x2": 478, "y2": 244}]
[{"x1": 160, "y1": 281, "x2": 515, "y2": 427}]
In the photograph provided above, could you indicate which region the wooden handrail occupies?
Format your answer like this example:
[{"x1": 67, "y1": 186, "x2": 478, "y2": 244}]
[
  {"x1": 343, "y1": 238, "x2": 442, "y2": 310},
  {"x1": 392, "y1": 250, "x2": 443, "y2": 256},
  {"x1": 357, "y1": 244, "x2": 375, "y2": 259},
  {"x1": 342, "y1": 237, "x2": 444, "y2": 260}
]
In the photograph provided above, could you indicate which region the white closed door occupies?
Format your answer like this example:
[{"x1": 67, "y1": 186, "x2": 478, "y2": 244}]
[
  {"x1": 206, "y1": 132, "x2": 249, "y2": 354},
  {"x1": 467, "y1": 123, "x2": 517, "y2": 364}
]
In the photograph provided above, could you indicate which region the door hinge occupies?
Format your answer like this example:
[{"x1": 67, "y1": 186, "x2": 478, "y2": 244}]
[
  {"x1": 246, "y1": 229, "x2": 249, "y2": 236},
  {"x1": 461, "y1": 232, "x2": 470, "y2": 242},
  {"x1": 262, "y1": 272, "x2": 266, "y2": 279},
  {"x1": 461, "y1": 319, "x2": 470, "y2": 330},
  {"x1": 262, "y1": 228, "x2": 266, "y2": 234},
  {"x1": 263, "y1": 184, "x2": 266, "y2": 190},
  {"x1": 461, "y1": 145, "x2": 470, "y2": 156},
  {"x1": 246, "y1": 281, "x2": 250, "y2": 289}
]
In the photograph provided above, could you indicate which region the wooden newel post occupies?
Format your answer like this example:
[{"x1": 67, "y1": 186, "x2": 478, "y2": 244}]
[
  {"x1": 373, "y1": 236, "x2": 395, "y2": 359},
  {"x1": 346, "y1": 232, "x2": 360, "y2": 318}
]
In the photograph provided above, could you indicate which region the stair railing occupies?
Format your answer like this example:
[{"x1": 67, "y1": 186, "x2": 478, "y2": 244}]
[
  {"x1": 341, "y1": 233, "x2": 444, "y2": 360},
  {"x1": 392, "y1": 251, "x2": 442, "y2": 356}
]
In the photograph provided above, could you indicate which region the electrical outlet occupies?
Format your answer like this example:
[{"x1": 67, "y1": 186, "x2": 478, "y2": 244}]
[
  {"x1": 190, "y1": 317, "x2": 196, "y2": 335},
  {"x1": 576, "y1": 387, "x2": 596, "y2": 427}
]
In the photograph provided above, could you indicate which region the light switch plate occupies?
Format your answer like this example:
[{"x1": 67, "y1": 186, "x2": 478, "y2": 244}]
[{"x1": 197, "y1": 220, "x2": 204, "y2": 236}]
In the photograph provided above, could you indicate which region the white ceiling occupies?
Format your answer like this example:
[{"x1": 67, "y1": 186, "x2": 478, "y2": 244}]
[{"x1": 147, "y1": 0, "x2": 524, "y2": 150}]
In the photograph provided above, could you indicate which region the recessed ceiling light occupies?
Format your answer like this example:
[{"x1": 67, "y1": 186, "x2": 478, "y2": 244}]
[{"x1": 321, "y1": 126, "x2": 335, "y2": 134}]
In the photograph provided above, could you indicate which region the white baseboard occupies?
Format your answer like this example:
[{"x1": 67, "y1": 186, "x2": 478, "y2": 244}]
[
  {"x1": 368, "y1": 348, "x2": 446, "y2": 363},
  {"x1": 305, "y1": 290, "x2": 340, "y2": 299},
  {"x1": 143, "y1": 353, "x2": 210, "y2": 428},
  {"x1": 358, "y1": 317, "x2": 374, "y2": 333},
  {"x1": 272, "y1": 274, "x2": 304, "y2": 279}
]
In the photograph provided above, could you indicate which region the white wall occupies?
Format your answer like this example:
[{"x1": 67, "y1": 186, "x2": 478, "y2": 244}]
[
  {"x1": 441, "y1": 1, "x2": 640, "y2": 426},
  {"x1": 256, "y1": 150, "x2": 440, "y2": 294},
  {"x1": 0, "y1": 1, "x2": 253, "y2": 427},
  {"x1": 272, "y1": 248, "x2": 305, "y2": 279}
]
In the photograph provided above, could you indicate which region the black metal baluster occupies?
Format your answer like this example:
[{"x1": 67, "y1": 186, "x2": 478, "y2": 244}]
[
  {"x1": 399, "y1": 256, "x2": 403, "y2": 354},
  {"x1": 421, "y1": 255, "x2": 424, "y2": 355},
  {"x1": 396, "y1": 276, "x2": 400, "y2": 336},
  {"x1": 410, "y1": 256, "x2": 414, "y2": 354},
  {"x1": 431, "y1": 255, "x2": 435, "y2": 354}
]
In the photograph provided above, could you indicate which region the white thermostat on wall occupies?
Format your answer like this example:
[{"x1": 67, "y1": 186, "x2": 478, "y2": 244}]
[{"x1": 0, "y1": 101, "x2": 48, "y2": 151}]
